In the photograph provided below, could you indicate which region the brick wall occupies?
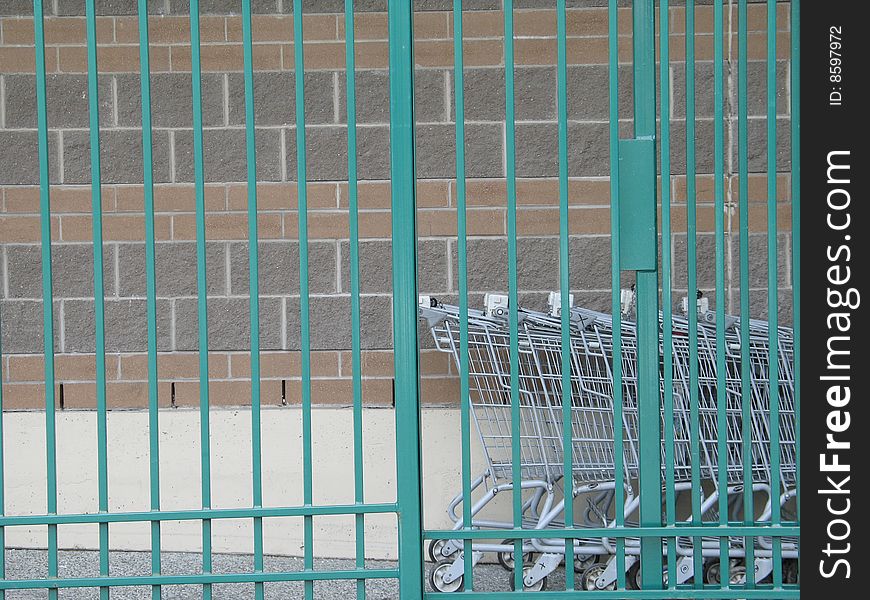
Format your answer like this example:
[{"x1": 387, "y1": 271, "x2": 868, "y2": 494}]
[{"x1": 0, "y1": 0, "x2": 793, "y2": 409}]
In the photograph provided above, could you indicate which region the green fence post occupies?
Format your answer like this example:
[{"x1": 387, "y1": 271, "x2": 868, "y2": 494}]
[
  {"x1": 631, "y1": 0, "x2": 664, "y2": 590},
  {"x1": 388, "y1": 1, "x2": 424, "y2": 598}
]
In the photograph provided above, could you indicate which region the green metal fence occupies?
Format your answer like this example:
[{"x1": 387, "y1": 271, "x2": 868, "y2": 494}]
[{"x1": 0, "y1": 0, "x2": 798, "y2": 598}]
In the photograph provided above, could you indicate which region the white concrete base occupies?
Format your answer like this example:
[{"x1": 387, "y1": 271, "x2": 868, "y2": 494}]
[{"x1": 2, "y1": 407, "x2": 506, "y2": 560}]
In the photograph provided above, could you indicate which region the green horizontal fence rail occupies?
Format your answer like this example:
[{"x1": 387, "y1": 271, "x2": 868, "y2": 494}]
[{"x1": 1, "y1": 0, "x2": 798, "y2": 597}]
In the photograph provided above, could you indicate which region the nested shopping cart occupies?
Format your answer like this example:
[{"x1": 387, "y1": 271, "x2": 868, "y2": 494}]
[{"x1": 420, "y1": 293, "x2": 797, "y2": 592}]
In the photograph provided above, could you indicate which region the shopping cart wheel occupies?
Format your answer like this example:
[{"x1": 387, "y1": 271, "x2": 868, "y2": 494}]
[
  {"x1": 728, "y1": 565, "x2": 748, "y2": 585},
  {"x1": 508, "y1": 565, "x2": 548, "y2": 592},
  {"x1": 496, "y1": 541, "x2": 532, "y2": 571},
  {"x1": 580, "y1": 563, "x2": 616, "y2": 591},
  {"x1": 573, "y1": 554, "x2": 596, "y2": 573},
  {"x1": 427, "y1": 539, "x2": 454, "y2": 563},
  {"x1": 429, "y1": 559, "x2": 465, "y2": 593},
  {"x1": 704, "y1": 559, "x2": 742, "y2": 585},
  {"x1": 626, "y1": 560, "x2": 642, "y2": 590}
]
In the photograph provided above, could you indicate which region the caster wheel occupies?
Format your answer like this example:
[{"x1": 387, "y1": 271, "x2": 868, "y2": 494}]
[
  {"x1": 705, "y1": 560, "x2": 743, "y2": 585},
  {"x1": 429, "y1": 559, "x2": 464, "y2": 593},
  {"x1": 497, "y1": 541, "x2": 532, "y2": 571},
  {"x1": 729, "y1": 565, "x2": 748, "y2": 585},
  {"x1": 581, "y1": 563, "x2": 616, "y2": 591},
  {"x1": 627, "y1": 560, "x2": 642, "y2": 590},
  {"x1": 573, "y1": 554, "x2": 596, "y2": 573},
  {"x1": 428, "y1": 539, "x2": 452, "y2": 563},
  {"x1": 508, "y1": 565, "x2": 548, "y2": 592},
  {"x1": 783, "y1": 559, "x2": 799, "y2": 584}
]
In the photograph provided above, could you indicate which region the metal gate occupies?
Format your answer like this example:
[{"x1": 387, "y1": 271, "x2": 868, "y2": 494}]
[{"x1": 0, "y1": 0, "x2": 799, "y2": 598}]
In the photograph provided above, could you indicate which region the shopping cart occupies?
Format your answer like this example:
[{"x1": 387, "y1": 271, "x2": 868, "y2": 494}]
[{"x1": 420, "y1": 292, "x2": 797, "y2": 592}]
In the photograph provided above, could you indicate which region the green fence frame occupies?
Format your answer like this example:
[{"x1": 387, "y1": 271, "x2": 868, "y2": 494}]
[{"x1": 0, "y1": 0, "x2": 799, "y2": 597}]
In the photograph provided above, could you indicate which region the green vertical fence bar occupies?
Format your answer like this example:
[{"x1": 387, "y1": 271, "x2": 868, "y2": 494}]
[
  {"x1": 452, "y1": 0, "x2": 474, "y2": 590},
  {"x1": 84, "y1": 2, "x2": 111, "y2": 597},
  {"x1": 712, "y1": 0, "x2": 730, "y2": 588},
  {"x1": 790, "y1": 0, "x2": 800, "y2": 528},
  {"x1": 344, "y1": 2, "x2": 367, "y2": 599},
  {"x1": 659, "y1": 0, "x2": 677, "y2": 590},
  {"x1": 503, "y1": 1, "x2": 524, "y2": 590},
  {"x1": 136, "y1": 1, "x2": 162, "y2": 597},
  {"x1": 766, "y1": 0, "x2": 783, "y2": 588},
  {"x1": 685, "y1": 0, "x2": 703, "y2": 589},
  {"x1": 292, "y1": 2, "x2": 315, "y2": 598},
  {"x1": 387, "y1": 1, "x2": 424, "y2": 598},
  {"x1": 632, "y1": 0, "x2": 663, "y2": 590},
  {"x1": 188, "y1": 2, "x2": 213, "y2": 598},
  {"x1": 33, "y1": 2, "x2": 59, "y2": 598},
  {"x1": 555, "y1": 0, "x2": 574, "y2": 590},
  {"x1": 737, "y1": 0, "x2": 755, "y2": 589},
  {"x1": 607, "y1": 0, "x2": 626, "y2": 590},
  {"x1": 240, "y1": 2, "x2": 265, "y2": 599}
]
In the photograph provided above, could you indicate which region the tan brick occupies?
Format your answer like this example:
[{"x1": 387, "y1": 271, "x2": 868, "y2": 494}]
[
  {"x1": 2, "y1": 383, "x2": 48, "y2": 410},
  {"x1": 456, "y1": 11, "x2": 504, "y2": 39},
  {"x1": 345, "y1": 13, "x2": 387, "y2": 41},
  {"x1": 417, "y1": 208, "x2": 504, "y2": 237},
  {"x1": 227, "y1": 182, "x2": 336, "y2": 211},
  {"x1": 414, "y1": 12, "x2": 450, "y2": 40},
  {"x1": 230, "y1": 351, "x2": 339, "y2": 379},
  {"x1": 0, "y1": 215, "x2": 42, "y2": 242},
  {"x1": 415, "y1": 39, "x2": 503, "y2": 68},
  {"x1": 118, "y1": 352, "x2": 229, "y2": 381},
  {"x1": 415, "y1": 180, "x2": 450, "y2": 209},
  {"x1": 0, "y1": 47, "x2": 35, "y2": 72},
  {"x1": 346, "y1": 350, "x2": 449, "y2": 378},
  {"x1": 515, "y1": 10, "x2": 556, "y2": 37},
  {"x1": 420, "y1": 377, "x2": 460, "y2": 406},
  {"x1": 339, "y1": 181, "x2": 392, "y2": 210},
  {"x1": 171, "y1": 212, "x2": 282, "y2": 241},
  {"x1": 169, "y1": 43, "x2": 282, "y2": 72},
  {"x1": 565, "y1": 8, "x2": 618, "y2": 38},
  {"x1": 1, "y1": 18, "x2": 35, "y2": 45},
  {"x1": 516, "y1": 206, "x2": 611, "y2": 235}
]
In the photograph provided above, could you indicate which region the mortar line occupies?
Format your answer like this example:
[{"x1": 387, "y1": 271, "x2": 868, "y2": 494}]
[{"x1": 724, "y1": 0, "x2": 737, "y2": 313}]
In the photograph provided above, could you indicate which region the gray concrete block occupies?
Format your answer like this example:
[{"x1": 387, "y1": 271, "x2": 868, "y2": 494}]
[
  {"x1": 728, "y1": 232, "x2": 790, "y2": 289},
  {"x1": 415, "y1": 69, "x2": 448, "y2": 123},
  {"x1": 62, "y1": 129, "x2": 173, "y2": 184},
  {"x1": 116, "y1": 241, "x2": 227, "y2": 298},
  {"x1": 338, "y1": 239, "x2": 447, "y2": 295},
  {"x1": 0, "y1": 130, "x2": 61, "y2": 185},
  {"x1": 116, "y1": 73, "x2": 226, "y2": 128},
  {"x1": 286, "y1": 125, "x2": 390, "y2": 181},
  {"x1": 515, "y1": 122, "x2": 610, "y2": 178},
  {"x1": 55, "y1": 0, "x2": 165, "y2": 14},
  {"x1": 743, "y1": 115, "x2": 791, "y2": 173},
  {"x1": 745, "y1": 60, "x2": 790, "y2": 118},
  {"x1": 416, "y1": 123, "x2": 502, "y2": 179},
  {"x1": 0, "y1": 0, "x2": 35, "y2": 16},
  {"x1": 174, "y1": 296, "x2": 283, "y2": 351},
  {"x1": 516, "y1": 67, "x2": 557, "y2": 122},
  {"x1": 294, "y1": 294, "x2": 392, "y2": 351},
  {"x1": 748, "y1": 288, "x2": 793, "y2": 324},
  {"x1": 173, "y1": 127, "x2": 282, "y2": 183},
  {"x1": 462, "y1": 68, "x2": 504, "y2": 122},
  {"x1": 667, "y1": 118, "x2": 716, "y2": 174},
  {"x1": 228, "y1": 240, "x2": 337, "y2": 296},
  {"x1": 567, "y1": 65, "x2": 633, "y2": 121},
  {"x1": 63, "y1": 298, "x2": 173, "y2": 353},
  {"x1": 3, "y1": 74, "x2": 113, "y2": 129},
  {"x1": 0, "y1": 299, "x2": 61, "y2": 354},
  {"x1": 672, "y1": 233, "x2": 717, "y2": 289},
  {"x1": 346, "y1": 70, "x2": 390, "y2": 125},
  {"x1": 227, "y1": 71, "x2": 335, "y2": 127},
  {"x1": 8, "y1": 243, "x2": 118, "y2": 300},
  {"x1": 569, "y1": 236, "x2": 614, "y2": 291}
]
